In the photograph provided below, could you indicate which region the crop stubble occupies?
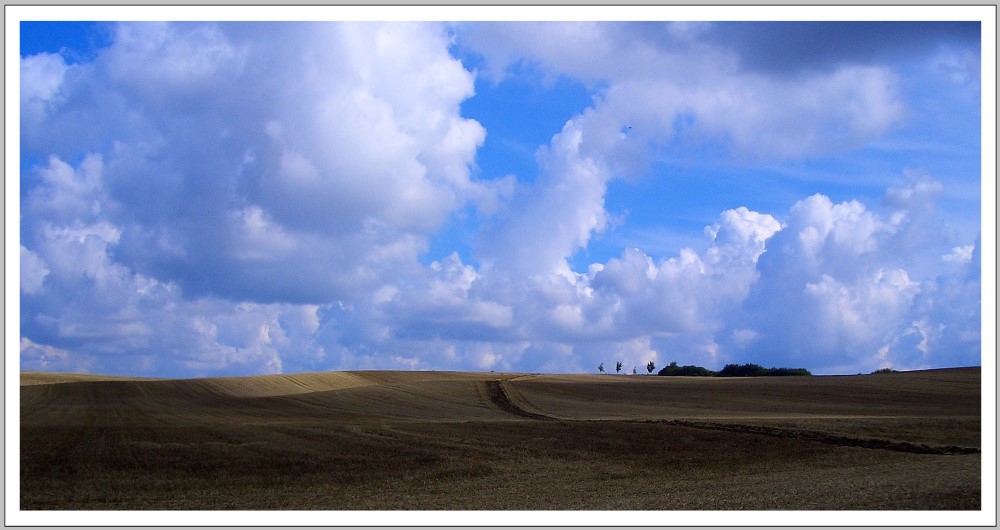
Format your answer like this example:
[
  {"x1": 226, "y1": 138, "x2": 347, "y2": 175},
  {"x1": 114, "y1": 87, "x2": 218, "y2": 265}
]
[{"x1": 20, "y1": 368, "x2": 980, "y2": 510}]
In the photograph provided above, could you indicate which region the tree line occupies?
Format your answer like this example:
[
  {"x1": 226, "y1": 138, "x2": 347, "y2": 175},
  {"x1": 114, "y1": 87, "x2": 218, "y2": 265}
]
[
  {"x1": 597, "y1": 361, "x2": 811, "y2": 377},
  {"x1": 658, "y1": 361, "x2": 811, "y2": 377}
]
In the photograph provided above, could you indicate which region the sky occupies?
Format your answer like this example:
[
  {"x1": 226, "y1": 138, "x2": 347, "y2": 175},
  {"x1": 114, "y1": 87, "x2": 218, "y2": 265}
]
[{"x1": 12, "y1": 13, "x2": 992, "y2": 378}]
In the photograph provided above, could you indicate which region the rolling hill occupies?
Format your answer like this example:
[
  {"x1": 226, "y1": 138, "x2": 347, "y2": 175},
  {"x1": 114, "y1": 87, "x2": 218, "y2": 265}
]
[{"x1": 19, "y1": 367, "x2": 981, "y2": 510}]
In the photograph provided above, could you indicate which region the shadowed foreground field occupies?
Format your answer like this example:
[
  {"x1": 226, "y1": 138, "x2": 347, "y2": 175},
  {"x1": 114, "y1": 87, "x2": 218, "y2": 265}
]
[{"x1": 20, "y1": 367, "x2": 980, "y2": 510}]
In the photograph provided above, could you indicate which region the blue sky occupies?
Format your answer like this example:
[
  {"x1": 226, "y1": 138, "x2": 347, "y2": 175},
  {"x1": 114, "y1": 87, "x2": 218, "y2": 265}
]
[{"x1": 13, "y1": 14, "x2": 990, "y2": 377}]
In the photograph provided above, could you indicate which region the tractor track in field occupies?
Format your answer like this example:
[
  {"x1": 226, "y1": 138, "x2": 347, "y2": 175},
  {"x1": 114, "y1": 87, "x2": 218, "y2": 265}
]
[
  {"x1": 482, "y1": 381, "x2": 979, "y2": 455},
  {"x1": 648, "y1": 419, "x2": 980, "y2": 455},
  {"x1": 483, "y1": 380, "x2": 553, "y2": 421}
]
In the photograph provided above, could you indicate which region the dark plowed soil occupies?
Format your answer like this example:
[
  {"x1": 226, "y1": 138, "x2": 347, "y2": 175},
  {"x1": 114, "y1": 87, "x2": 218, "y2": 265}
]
[
  {"x1": 656, "y1": 420, "x2": 981, "y2": 455},
  {"x1": 20, "y1": 367, "x2": 981, "y2": 511},
  {"x1": 484, "y1": 380, "x2": 551, "y2": 420}
]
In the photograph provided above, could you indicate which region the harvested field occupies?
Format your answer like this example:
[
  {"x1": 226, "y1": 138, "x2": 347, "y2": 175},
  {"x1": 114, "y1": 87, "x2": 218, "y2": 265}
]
[{"x1": 19, "y1": 367, "x2": 981, "y2": 510}]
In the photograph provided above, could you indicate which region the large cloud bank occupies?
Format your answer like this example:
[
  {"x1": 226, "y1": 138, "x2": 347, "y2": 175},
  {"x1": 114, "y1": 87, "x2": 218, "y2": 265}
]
[{"x1": 19, "y1": 21, "x2": 982, "y2": 376}]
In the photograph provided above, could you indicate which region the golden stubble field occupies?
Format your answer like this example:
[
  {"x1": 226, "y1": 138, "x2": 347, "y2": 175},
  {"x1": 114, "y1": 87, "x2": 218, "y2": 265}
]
[{"x1": 20, "y1": 367, "x2": 981, "y2": 510}]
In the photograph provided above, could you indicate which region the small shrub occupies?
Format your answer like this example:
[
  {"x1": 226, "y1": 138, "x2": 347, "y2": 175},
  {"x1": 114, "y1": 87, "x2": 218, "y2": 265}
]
[{"x1": 871, "y1": 367, "x2": 896, "y2": 374}]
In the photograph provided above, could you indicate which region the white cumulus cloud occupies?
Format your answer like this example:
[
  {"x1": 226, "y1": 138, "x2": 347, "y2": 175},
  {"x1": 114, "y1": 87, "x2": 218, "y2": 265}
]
[{"x1": 18, "y1": 21, "x2": 981, "y2": 377}]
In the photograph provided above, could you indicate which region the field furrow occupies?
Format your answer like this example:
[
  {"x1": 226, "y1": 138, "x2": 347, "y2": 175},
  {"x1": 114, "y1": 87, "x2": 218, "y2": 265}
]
[{"x1": 649, "y1": 419, "x2": 981, "y2": 455}]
